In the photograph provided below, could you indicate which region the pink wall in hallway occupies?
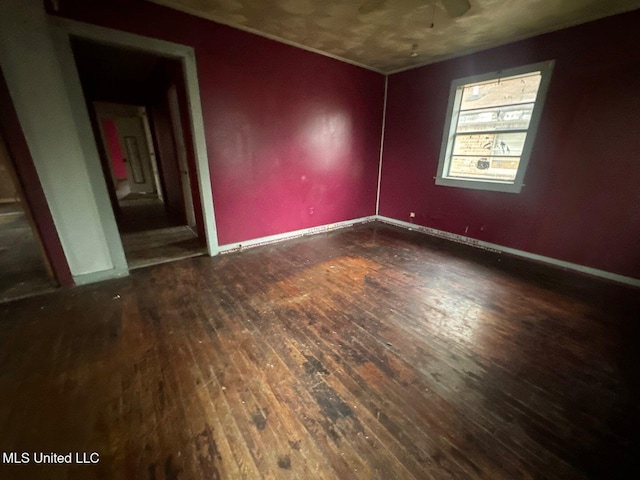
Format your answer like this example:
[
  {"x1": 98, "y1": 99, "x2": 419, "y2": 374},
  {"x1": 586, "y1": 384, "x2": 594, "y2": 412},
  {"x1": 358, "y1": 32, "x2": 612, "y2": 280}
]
[{"x1": 101, "y1": 118, "x2": 127, "y2": 180}]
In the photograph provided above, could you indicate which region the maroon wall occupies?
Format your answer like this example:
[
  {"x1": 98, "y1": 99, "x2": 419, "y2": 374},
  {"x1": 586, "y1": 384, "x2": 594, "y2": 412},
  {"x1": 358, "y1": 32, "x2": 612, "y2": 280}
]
[
  {"x1": 380, "y1": 10, "x2": 640, "y2": 280},
  {"x1": 51, "y1": 0, "x2": 384, "y2": 245}
]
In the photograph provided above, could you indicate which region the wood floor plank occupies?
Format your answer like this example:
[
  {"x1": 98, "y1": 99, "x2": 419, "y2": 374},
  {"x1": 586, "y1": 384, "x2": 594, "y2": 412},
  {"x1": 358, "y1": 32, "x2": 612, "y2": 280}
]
[
  {"x1": 208, "y1": 277, "x2": 377, "y2": 479},
  {"x1": 259, "y1": 248, "x2": 539, "y2": 477},
  {"x1": 206, "y1": 257, "x2": 411, "y2": 479},
  {"x1": 238, "y1": 303, "x2": 416, "y2": 480},
  {"x1": 1, "y1": 223, "x2": 638, "y2": 479}
]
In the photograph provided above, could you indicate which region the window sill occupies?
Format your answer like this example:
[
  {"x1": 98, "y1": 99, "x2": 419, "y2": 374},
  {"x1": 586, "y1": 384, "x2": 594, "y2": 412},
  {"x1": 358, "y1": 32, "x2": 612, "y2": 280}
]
[{"x1": 434, "y1": 176, "x2": 523, "y2": 194}]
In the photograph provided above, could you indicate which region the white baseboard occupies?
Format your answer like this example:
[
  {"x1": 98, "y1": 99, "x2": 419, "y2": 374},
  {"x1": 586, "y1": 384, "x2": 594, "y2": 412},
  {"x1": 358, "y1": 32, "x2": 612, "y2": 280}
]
[
  {"x1": 376, "y1": 215, "x2": 640, "y2": 288},
  {"x1": 218, "y1": 216, "x2": 377, "y2": 254}
]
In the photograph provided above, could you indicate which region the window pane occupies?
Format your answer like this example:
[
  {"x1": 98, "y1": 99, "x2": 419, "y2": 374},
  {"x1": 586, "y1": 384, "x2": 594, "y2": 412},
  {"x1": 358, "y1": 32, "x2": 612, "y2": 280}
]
[
  {"x1": 452, "y1": 132, "x2": 527, "y2": 157},
  {"x1": 448, "y1": 156, "x2": 520, "y2": 182},
  {"x1": 460, "y1": 73, "x2": 542, "y2": 111},
  {"x1": 456, "y1": 103, "x2": 534, "y2": 132},
  {"x1": 436, "y1": 61, "x2": 553, "y2": 192}
]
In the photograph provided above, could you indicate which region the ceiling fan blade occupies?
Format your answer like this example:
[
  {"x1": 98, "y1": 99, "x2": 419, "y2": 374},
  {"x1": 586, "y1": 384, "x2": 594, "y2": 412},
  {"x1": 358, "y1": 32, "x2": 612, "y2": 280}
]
[
  {"x1": 442, "y1": 0, "x2": 471, "y2": 18},
  {"x1": 359, "y1": 0, "x2": 386, "y2": 15}
]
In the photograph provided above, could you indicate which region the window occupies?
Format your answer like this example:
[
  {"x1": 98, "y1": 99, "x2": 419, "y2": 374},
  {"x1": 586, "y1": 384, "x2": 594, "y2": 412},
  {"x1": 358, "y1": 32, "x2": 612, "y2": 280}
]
[{"x1": 435, "y1": 61, "x2": 554, "y2": 193}]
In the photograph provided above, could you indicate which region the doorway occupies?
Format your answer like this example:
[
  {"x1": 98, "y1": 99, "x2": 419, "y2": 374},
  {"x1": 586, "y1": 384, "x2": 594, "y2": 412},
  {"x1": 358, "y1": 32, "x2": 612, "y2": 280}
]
[
  {"x1": 0, "y1": 131, "x2": 57, "y2": 302},
  {"x1": 71, "y1": 38, "x2": 207, "y2": 270}
]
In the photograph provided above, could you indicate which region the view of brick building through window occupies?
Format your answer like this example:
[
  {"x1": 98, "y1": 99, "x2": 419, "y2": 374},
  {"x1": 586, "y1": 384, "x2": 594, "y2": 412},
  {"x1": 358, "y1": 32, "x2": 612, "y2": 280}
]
[{"x1": 448, "y1": 72, "x2": 542, "y2": 181}]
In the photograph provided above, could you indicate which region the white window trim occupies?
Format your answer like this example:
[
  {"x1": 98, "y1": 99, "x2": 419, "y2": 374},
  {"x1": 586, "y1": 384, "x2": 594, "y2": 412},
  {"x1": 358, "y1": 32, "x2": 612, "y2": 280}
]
[{"x1": 435, "y1": 60, "x2": 554, "y2": 194}]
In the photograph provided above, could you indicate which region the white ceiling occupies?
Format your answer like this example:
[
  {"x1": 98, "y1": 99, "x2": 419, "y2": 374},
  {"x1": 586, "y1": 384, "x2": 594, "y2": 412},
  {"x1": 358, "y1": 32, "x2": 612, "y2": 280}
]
[{"x1": 149, "y1": 0, "x2": 640, "y2": 73}]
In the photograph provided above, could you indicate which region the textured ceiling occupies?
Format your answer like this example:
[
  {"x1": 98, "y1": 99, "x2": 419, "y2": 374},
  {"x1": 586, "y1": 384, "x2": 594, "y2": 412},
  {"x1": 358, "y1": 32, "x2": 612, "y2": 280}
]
[{"x1": 148, "y1": 0, "x2": 640, "y2": 73}]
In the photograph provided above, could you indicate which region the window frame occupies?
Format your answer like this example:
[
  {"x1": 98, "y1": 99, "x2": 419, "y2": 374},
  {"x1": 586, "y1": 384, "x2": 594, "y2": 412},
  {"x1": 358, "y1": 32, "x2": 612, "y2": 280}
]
[{"x1": 435, "y1": 60, "x2": 554, "y2": 194}]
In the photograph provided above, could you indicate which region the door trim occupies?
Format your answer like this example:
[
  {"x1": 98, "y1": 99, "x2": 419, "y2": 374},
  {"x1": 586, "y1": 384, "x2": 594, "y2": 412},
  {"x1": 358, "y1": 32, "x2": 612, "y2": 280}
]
[
  {"x1": 167, "y1": 84, "x2": 196, "y2": 228},
  {"x1": 49, "y1": 17, "x2": 220, "y2": 257}
]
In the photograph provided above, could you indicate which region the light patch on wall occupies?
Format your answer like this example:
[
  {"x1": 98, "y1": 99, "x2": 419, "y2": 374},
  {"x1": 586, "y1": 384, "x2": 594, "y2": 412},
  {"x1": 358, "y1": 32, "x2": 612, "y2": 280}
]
[
  {"x1": 210, "y1": 109, "x2": 259, "y2": 177},
  {"x1": 301, "y1": 110, "x2": 352, "y2": 171}
]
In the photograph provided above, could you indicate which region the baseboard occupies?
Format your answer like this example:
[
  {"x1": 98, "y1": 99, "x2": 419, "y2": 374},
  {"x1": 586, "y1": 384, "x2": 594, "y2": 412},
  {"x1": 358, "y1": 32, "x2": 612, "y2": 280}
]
[
  {"x1": 73, "y1": 267, "x2": 130, "y2": 286},
  {"x1": 219, "y1": 216, "x2": 377, "y2": 254},
  {"x1": 376, "y1": 215, "x2": 640, "y2": 288}
]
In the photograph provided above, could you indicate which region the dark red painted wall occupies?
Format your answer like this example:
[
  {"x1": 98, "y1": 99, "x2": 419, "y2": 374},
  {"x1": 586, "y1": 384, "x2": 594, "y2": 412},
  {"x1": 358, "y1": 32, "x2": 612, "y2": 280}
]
[
  {"x1": 380, "y1": 11, "x2": 640, "y2": 280},
  {"x1": 52, "y1": 0, "x2": 384, "y2": 245}
]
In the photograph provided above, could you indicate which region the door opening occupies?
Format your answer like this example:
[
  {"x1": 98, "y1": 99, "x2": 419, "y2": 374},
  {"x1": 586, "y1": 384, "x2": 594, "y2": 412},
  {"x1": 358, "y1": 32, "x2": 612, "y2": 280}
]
[{"x1": 71, "y1": 38, "x2": 206, "y2": 269}]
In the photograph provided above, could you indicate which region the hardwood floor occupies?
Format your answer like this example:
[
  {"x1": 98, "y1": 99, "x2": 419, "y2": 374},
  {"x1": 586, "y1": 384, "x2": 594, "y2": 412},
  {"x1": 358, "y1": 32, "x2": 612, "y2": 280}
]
[
  {"x1": 116, "y1": 196, "x2": 176, "y2": 234},
  {"x1": 116, "y1": 196, "x2": 206, "y2": 269},
  {"x1": 121, "y1": 226, "x2": 206, "y2": 270},
  {"x1": 0, "y1": 223, "x2": 638, "y2": 479}
]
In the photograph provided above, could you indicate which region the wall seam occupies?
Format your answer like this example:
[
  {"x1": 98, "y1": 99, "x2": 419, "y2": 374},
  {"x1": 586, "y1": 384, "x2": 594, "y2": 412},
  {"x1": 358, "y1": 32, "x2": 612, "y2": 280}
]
[{"x1": 375, "y1": 75, "x2": 388, "y2": 215}]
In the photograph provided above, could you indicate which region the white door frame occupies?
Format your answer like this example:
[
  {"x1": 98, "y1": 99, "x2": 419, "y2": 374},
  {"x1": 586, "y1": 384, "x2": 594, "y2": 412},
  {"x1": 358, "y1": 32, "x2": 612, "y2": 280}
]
[
  {"x1": 49, "y1": 17, "x2": 220, "y2": 256},
  {"x1": 167, "y1": 84, "x2": 197, "y2": 228}
]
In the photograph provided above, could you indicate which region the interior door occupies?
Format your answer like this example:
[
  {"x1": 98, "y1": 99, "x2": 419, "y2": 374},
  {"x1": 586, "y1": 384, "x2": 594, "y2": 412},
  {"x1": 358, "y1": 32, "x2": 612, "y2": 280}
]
[
  {"x1": 167, "y1": 85, "x2": 196, "y2": 227},
  {"x1": 115, "y1": 116, "x2": 156, "y2": 194}
]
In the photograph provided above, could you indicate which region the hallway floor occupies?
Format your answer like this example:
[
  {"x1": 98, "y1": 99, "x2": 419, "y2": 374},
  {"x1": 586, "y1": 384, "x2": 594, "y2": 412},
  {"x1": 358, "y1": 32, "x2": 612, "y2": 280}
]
[
  {"x1": 121, "y1": 225, "x2": 205, "y2": 270},
  {"x1": 116, "y1": 195, "x2": 206, "y2": 270}
]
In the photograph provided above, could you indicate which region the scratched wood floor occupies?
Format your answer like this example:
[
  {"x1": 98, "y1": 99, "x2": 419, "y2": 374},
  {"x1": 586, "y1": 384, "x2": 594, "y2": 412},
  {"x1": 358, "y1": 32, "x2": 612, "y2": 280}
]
[{"x1": 0, "y1": 223, "x2": 638, "y2": 480}]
